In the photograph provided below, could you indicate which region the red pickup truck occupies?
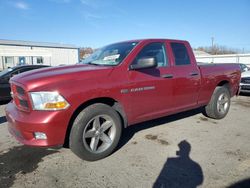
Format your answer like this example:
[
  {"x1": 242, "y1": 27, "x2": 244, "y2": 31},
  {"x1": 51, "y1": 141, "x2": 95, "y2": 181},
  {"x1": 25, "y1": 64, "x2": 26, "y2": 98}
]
[{"x1": 5, "y1": 39, "x2": 241, "y2": 161}]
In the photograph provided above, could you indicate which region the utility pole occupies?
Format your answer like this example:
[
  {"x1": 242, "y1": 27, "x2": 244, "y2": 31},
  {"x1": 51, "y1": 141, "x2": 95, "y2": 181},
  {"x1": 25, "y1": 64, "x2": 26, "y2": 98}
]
[{"x1": 211, "y1": 37, "x2": 214, "y2": 55}]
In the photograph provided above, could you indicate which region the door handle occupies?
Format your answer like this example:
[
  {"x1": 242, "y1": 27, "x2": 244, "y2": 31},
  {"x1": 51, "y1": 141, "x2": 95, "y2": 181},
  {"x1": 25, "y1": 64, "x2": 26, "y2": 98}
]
[
  {"x1": 161, "y1": 74, "x2": 173, "y2": 79},
  {"x1": 189, "y1": 72, "x2": 199, "y2": 76}
]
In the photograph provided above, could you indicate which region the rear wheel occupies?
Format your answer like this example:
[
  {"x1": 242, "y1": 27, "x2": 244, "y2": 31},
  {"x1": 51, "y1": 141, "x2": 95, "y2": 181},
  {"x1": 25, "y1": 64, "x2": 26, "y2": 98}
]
[
  {"x1": 69, "y1": 103, "x2": 122, "y2": 161},
  {"x1": 202, "y1": 86, "x2": 231, "y2": 119}
]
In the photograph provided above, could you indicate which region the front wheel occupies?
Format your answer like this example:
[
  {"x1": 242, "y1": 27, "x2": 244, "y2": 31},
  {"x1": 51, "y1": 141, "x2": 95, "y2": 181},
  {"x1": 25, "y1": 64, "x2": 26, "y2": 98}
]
[
  {"x1": 202, "y1": 86, "x2": 231, "y2": 119},
  {"x1": 69, "y1": 103, "x2": 122, "y2": 161}
]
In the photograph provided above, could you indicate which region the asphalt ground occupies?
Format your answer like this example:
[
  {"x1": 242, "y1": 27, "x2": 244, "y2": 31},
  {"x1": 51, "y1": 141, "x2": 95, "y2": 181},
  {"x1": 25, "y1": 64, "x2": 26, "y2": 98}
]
[{"x1": 0, "y1": 95, "x2": 250, "y2": 188}]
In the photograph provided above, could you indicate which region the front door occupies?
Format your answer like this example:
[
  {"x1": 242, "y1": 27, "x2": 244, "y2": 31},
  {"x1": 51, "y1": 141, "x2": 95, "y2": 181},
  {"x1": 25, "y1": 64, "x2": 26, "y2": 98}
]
[{"x1": 128, "y1": 42, "x2": 174, "y2": 123}]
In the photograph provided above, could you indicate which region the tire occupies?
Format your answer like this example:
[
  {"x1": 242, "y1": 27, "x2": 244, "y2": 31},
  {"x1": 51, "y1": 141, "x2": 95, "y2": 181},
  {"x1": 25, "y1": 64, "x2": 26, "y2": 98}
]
[
  {"x1": 202, "y1": 86, "x2": 231, "y2": 119},
  {"x1": 69, "y1": 103, "x2": 122, "y2": 161}
]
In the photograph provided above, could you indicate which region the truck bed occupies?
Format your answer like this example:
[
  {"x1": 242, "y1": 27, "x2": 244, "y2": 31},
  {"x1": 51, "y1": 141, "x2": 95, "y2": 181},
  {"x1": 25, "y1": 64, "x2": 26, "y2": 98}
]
[{"x1": 197, "y1": 63, "x2": 241, "y2": 105}]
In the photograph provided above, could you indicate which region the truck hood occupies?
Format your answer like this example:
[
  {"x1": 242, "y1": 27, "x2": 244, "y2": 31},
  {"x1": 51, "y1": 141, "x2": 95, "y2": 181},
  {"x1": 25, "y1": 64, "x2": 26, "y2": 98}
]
[
  {"x1": 11, "y1": 64, "x2": 114, "y2": 91},
  {"x1": 242, "y1": 70, "x2": 250, "y2": 78}
]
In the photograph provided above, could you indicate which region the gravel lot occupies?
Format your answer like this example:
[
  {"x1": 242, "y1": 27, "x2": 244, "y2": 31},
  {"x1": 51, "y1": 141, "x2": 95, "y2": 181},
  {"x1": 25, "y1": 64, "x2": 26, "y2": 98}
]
[{"x1": 0, "y1": 95, "x2": 250, "y2": 188}]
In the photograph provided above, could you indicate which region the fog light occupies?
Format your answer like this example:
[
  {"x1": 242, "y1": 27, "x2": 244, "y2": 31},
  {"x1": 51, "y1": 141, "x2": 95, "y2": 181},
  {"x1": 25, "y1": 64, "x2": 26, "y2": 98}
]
[{"x1": 34, "y1": 132, "x2": 47, "y2": 140}]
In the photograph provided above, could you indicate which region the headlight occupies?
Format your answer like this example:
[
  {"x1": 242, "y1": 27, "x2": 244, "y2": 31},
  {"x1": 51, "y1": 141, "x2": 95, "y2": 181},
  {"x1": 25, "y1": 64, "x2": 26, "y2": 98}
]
[{"x1": 30, "y1": 91, "x2": 69, "y2": 110}]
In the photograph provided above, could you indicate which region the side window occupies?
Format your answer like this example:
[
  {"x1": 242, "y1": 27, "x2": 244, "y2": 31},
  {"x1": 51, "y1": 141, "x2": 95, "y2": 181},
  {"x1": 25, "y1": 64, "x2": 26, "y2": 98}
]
[
  {"x1": 171, "y1": 43, "x2": 191, "y2": 66},
  {"x1": 5, "y1": 57, "x2": 14, "y2": 68},
  {"x1": 134, "y1": 42, "x2": 168, "y2": 67},
  {"x1": 37, "y1": 57, "x2": 44, "y2": 64},
  {"x1": 19, "y1": 57, "x2": 26, "y2": 65},
  {"x1": 19, "y1": 68, "x2": 34, "y2": 73},
  {"x1": 10, "y1": 70, "x2": 20, "y2": 77}
]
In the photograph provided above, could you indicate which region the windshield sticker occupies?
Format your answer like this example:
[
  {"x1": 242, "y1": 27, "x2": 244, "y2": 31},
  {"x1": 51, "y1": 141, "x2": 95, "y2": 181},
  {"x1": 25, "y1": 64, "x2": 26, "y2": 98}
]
[{"x1": 103, "y1": 54, "x2": 120, "y2": 61}]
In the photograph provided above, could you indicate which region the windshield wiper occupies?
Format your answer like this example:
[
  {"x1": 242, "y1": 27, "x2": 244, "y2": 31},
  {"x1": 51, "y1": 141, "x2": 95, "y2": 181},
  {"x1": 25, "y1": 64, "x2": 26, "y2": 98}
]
[
  {"x1": 87, "y1": 61, "x2": 102, "y2": 66},
  {"x1": 86, "y1": 61, "x2": 117, "y2": 66}
]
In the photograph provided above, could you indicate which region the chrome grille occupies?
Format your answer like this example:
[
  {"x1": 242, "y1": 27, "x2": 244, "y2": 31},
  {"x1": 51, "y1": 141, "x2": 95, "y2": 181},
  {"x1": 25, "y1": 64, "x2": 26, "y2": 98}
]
[
  {"x1": 16, "y1": 86, "x2": 25, "y2": 96},
  {"x1": 11, "y1": 83, "x2": 30, "y2": 111},
  {"x1": 19, "y1": 99, "x2": 29, "y2": 108},
  {"x1": 241, "y1": 77, "x2": 250, "y2": 84},
  {"x1": 241, "y1": 85, "x2": 250, "y2": 90}
]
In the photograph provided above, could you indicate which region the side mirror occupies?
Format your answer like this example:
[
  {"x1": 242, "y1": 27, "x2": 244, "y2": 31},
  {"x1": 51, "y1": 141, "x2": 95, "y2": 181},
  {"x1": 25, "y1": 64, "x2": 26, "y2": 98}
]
[{"x1": 130, "y1": 57, "x2": 157, "y2": 70}]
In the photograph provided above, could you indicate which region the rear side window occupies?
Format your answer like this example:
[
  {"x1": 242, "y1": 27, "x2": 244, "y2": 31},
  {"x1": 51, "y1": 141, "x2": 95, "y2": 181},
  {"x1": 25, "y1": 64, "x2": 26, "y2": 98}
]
[
  {"x1": 19, "y1": 68, "x2": 30, "y2": 73},
  {"x1": 134, "y1": 42, "x2": 168, "y2": 67},
  {"x1": 171, "y1": 43, "x2": 190, "y2": 65}
]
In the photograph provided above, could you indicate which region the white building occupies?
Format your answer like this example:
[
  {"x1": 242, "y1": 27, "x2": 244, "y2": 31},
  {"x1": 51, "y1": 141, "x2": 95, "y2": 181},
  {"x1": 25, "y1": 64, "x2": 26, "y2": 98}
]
[
  {"x1": 0, "y1": 39, "x2": 79, "y2": 70},
  {"x1": 194, "y1": 50, "x2": 250, "y2": 66}
]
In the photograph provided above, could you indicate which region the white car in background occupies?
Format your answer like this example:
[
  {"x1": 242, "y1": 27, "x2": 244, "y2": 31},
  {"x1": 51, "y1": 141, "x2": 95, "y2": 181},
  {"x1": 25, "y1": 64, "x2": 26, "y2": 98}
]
[
  {"x1": 239, "y1": 63, "x2": 250, "y2": 72},
  {"x1": 240, "y1": 70, "x2": 250, "y2": 93}
]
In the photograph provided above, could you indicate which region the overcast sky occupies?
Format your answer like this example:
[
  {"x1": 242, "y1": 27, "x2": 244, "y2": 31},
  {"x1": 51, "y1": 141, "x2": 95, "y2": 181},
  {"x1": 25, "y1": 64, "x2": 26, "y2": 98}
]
[{"x1": 0, "y1": 0, "x2": 249, "y2": 51}]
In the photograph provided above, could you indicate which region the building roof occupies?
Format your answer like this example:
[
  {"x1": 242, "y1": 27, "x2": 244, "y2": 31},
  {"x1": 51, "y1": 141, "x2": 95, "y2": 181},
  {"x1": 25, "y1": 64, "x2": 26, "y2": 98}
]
[{"x1": 0, "y1": 39, "x2": 79, "y2": 49}]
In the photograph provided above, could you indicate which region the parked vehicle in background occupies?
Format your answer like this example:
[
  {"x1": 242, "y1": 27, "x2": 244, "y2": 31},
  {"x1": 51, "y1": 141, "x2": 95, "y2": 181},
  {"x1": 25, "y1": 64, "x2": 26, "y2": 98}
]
[
  {"x1": 239, "y1": 63, "x2": 250, "y2": 72},
  {"x1": 240, "y1": 70, "x2": 250, "y2": 93},
  {"x1": 0, "y1": 65, "x2": 49, "y2": 101},
  {"x1": 5, "y1": 39, "x2": 241, "y2": 161}
]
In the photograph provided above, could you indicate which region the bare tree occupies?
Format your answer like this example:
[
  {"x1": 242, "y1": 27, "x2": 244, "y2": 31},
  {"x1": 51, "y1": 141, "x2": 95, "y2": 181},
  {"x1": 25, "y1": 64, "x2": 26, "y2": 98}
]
[
  {"x1": 79, "y1": 47, "x2": 94, "y2": 59},
  {"x1": 194, "y1": 45, "x2": 240, "y2": 55}
]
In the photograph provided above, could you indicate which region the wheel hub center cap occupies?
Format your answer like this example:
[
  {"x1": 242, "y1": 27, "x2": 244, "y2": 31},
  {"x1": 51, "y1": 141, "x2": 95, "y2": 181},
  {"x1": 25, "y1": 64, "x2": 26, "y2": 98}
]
[{"x1": 95, "y1": 130, "x2": 101, "y2": 136}]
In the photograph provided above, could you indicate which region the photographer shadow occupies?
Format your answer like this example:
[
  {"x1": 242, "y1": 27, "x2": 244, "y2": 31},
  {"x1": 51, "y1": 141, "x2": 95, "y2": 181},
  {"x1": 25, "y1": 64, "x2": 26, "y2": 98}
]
[{"x1": 153, "y1": 140, "x2": 203, "y2": 188}]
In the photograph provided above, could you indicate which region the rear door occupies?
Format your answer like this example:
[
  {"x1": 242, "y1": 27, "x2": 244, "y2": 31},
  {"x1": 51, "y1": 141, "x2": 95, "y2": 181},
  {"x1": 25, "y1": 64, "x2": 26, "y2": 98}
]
[
  {"x1": 128, "y1": 41, "x2": 174, "y2": 123},
  {"x1": 170, "y1": 42, "x2": 201, "y2": 110}
]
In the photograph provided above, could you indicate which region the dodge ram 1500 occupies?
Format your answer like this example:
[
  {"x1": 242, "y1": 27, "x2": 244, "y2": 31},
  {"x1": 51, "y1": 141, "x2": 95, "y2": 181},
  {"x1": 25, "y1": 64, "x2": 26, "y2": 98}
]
[{"x1": 5, "y1": 39, "x2": 241, "y2": 161}]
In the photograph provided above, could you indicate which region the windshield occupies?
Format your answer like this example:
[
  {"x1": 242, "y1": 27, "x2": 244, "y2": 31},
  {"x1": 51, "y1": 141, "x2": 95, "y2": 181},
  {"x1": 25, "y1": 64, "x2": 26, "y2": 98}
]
[
  {"x1": 80, "y1": 42, "x2": 138, "y2": 66},
  {"x1": 0, "y1": 68, "x2": 13, "y2": 77}
]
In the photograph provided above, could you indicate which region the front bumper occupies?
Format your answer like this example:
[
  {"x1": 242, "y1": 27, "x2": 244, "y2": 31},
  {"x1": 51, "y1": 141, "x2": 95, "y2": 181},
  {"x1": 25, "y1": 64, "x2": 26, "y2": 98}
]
[
  {"x1": 5, "y1": 102, "x2": 71, "y2": 147},
  {"x1": 240, "y1": 83, "x2": 250, "y2": 93}
]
